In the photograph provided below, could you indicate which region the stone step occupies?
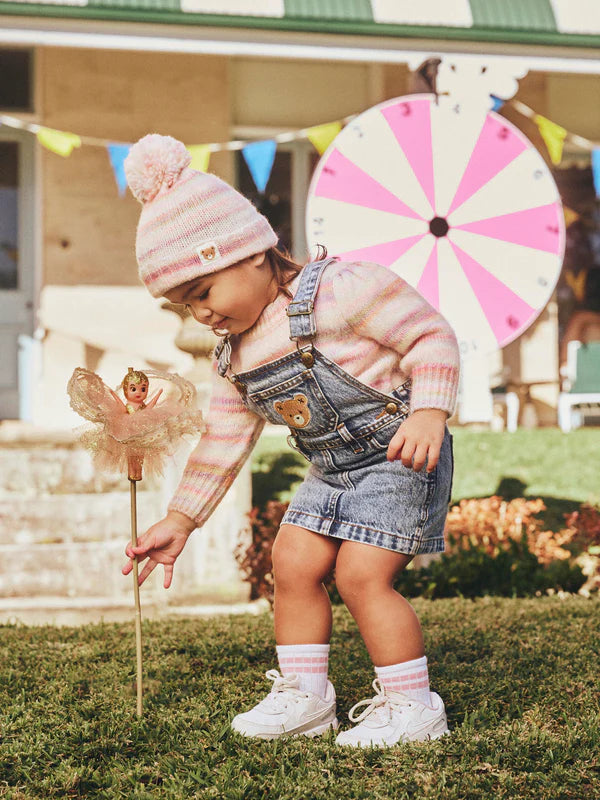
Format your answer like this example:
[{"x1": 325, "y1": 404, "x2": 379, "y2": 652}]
[
  {"x1": 0, "y1": 491, "x2": 163, "y2": 545},
  {"x1": 0, "y1": 540, "x2": 133, "y2": 599},
  {"x1": 0, "y1": 425, "x2": 163, "y2": 494},
  {"x1": 0, "y1": 444, "x2": 125, "y2": 494}
]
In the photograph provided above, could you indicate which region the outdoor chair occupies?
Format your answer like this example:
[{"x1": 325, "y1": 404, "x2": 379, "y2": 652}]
[
  {"x1": 558, "y1": 340, "x2": 600, "y2": 431},
  {"x1": 491, "y1": 386, "x2": 520, "y2": 432}
]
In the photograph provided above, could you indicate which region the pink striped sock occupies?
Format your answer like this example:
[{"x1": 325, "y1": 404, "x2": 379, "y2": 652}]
[
  {"x1": 276, "y1": 644, "x2": 330, "y2": 700},
  {"x1": 375, "y1": 655, "x2": 432, "y2": 706}
]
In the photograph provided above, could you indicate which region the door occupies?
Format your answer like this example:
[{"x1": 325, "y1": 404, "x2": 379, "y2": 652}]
[{"x1": 0, "y1": 129, "x2": 35, "y2": 420}]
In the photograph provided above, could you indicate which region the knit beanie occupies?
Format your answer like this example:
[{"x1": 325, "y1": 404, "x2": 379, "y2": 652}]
[{"x1": 124, "y1": 134, "x2": 278, "y2": 298}]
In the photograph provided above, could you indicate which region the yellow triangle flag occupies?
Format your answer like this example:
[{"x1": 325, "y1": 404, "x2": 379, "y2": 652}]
[
  {"x1": 188, "y1": 145, "x2": 211, "y2": 173},
  {"x1": 37, "y1": 127, "x2": 82, "y2": 157},
  {"x1": 565, "y1": 269, "x2": 587, "y2": 302},
  {"x1": 563, "y1": 205, "x2": 580, "y2": 228},
  {"x1": 534, "y1": 115, "x2": 567, "y2": 165},
  {"x1": 307, "y1": 122, "x2": 342, "y2": 155}
]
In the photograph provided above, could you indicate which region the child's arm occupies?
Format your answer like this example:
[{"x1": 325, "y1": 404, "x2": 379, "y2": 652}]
[
  {"x1": 122, "y1": 363, "x2": 264, "y2": 587},
  {"x1": 333, "y1": 261, "x2": 459, "y2": 471}
]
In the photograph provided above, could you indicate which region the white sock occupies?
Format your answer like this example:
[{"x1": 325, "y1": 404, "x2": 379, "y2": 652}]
[
  {"x1": 375, "y1": 655, "x2": 432, "y2": 706},
  {"x1": 276, "y1": 644, "x2": 330, "y2": 700}
]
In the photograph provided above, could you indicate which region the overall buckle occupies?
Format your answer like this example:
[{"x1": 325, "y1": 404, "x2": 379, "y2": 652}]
[{"x1": 286, "y1": 300, "x2": 314, "y2": 317}]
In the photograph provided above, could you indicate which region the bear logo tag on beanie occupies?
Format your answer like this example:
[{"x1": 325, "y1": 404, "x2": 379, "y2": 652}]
[{"x1": 196, "y1": 242, "x2": 221, "y2": 265}]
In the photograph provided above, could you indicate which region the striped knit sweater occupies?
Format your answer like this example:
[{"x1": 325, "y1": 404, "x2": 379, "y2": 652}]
[{"x1": 169, "y1": 260, "x2": 460, "y2": 525}]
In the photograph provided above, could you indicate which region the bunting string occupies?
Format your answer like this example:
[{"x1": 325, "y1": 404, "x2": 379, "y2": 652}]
[{"x1": 1, "y1": 100, "x2": 600, "y2": 197}]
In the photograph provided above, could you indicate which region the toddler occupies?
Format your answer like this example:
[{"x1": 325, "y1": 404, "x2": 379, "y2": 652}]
[{"x1": 122, "y1": 134, "x2": 459, "y2": 747}]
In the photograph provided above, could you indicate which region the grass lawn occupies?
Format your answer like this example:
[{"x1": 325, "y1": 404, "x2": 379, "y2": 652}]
[{"x1": 1, "y1": 597, "x2": 599, "y2": 799}]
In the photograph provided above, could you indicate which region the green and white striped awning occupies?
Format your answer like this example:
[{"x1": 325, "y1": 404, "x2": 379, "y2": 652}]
[
  {"x1": 1, "y1": 0, "x2": 600, "y2": 46},
  {"x1": 2, "y1": 0, "x2": 600, "y2": 70}
]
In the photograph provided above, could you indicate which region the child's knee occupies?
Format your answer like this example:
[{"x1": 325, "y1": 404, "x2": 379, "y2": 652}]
[
  {"x1": 335, "y1": 563, "x2": 377, "y2": 605},
  {"x1": 271, "y1": 529, "x2": 330, "y2": 589}
]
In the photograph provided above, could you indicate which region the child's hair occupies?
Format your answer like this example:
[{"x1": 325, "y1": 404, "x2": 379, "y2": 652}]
[
  {"x1": 122, "y1": 367, "x2": 149, "y2": 393},
  {"x1": 267, "y1": 244, "x2": 328, "y2": 298}
]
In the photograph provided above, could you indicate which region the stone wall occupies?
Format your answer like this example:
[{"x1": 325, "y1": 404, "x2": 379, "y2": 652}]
[{"x1": 0, "y1": 426, "x2": 251, "y2": 605}]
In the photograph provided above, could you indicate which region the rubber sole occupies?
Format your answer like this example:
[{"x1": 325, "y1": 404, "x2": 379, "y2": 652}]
[{"x1": 232, "y1": 716, "x2": 339, "y2": 740}]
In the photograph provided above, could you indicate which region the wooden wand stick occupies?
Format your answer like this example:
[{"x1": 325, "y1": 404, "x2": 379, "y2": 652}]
[{"x1": 129, "y1": 468, "x2": 143, "y2": 717}]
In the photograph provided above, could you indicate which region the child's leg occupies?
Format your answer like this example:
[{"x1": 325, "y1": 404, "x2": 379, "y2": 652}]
[
  {"x1": 272, "y1": 525, "x2": 341, "y2": 698},
  {"x1": 272, "y1": 524, "x2": 341, "y2": 645},
  {"x1": 334, "y1": 541, "x2": 449, "y2": 748},
  {"x1": 231, "y1": 525, "x2": 340, "y2": 739},
  {"x1": 335, "y1": 540, "x2": 423, "y2": 666}
]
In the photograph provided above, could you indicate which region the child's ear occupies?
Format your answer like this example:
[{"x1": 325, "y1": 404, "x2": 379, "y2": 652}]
[{"x1": 250, "y1": 252, "x2": 267, "y2": 269}]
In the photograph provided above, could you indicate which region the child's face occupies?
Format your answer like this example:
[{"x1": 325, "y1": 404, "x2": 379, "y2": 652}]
[
  {"x1": 164, "y1": 253, "x2": 276, "y2": 336},
  {"x1": 124, "y1": 381, "x2": 148, "y2": 403}
]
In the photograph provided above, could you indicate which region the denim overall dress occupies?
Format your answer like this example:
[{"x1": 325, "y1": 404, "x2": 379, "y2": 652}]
[{"x1": 215, "y1": 258, "x2": 454, "y2": 555}]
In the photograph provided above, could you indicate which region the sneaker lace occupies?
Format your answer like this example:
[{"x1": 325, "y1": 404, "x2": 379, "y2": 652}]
[
  {"x1": 261, "y1": 669, "x2": 310, "y2": 711},
  {"x1": 348, "y1": 679, "x2": 411, "y2": 724}
]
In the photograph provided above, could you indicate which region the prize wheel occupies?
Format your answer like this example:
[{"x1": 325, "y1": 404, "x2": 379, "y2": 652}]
[{"x1": 305, "y1": 94, "x2": 565, "y2": 358}]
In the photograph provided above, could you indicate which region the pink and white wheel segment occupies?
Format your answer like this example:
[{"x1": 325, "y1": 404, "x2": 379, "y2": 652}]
[{"x1": 305, "y1": 94, "x2": 565, "y2": 358}]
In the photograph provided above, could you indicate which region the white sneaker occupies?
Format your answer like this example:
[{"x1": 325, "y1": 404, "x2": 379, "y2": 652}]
[
  {"x1": 335, "y1": 679, "x2": 449, "y2": 748},
  {"x1": 231, "y1": 669, "x2": 339, "y2": 740}
]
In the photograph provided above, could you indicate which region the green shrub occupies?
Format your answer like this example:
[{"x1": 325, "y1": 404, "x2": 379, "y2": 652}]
[
  {"x1": 394, "y1": 538, "x2": 586, "y2": 600},
  {"x1": 237, "y1": 499, "x2": 589, "y2": 606}
]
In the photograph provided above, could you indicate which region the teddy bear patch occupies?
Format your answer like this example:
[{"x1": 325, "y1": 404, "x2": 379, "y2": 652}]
[
  {"x1": 273, "y1": 394, "x2": 311, "y2": 428},
  {"x1": 196, "y1": 241, "x2": 220, "y2": 265}
]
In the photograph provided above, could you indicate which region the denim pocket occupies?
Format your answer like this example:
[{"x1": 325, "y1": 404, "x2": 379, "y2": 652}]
[{"x1": 247, "y1": 371, "x2": 339, "y2": 435}]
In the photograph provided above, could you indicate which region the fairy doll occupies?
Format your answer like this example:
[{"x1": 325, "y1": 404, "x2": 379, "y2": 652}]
[{"x1": 67, "y1": 365, "x2": 204, "y2": 480}]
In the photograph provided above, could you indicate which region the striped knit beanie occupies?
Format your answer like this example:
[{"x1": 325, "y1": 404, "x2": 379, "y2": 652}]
[{"x1": 124, "y1": 134, "x2": 277, "y2": 298}]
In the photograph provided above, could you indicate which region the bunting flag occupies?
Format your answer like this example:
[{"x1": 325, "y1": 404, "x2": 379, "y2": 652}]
[
  {"x1": 242, "y1": 139, "x2": 276, "y2": 193},
  {"x1": 107, "y1": 143, "x2": 131, "y2": 196},
  {"x1": 37, "y1": 127, "x2": 82, "y2": 158},
  {"x1": 565, "y1": 269, "x2": 587, "y2": 302},
  {"x1": 592, "y1": 149, "x2": 600, "y2": 198},
  {"x1": 534, "y1": 114, "x2": 567, "y2": 166},
  {"x1": 188, "y1": 144, "x2": 211, "y2": 173},
  {"x1": 563, "y1": 205, "x2": 580, "y2": 228},
  {"x1": 1, "y1": 101, "x2": 599, "y2": 198},
  {"x1": 307, "y1": 121, "x2": 342, "y2": 155}
]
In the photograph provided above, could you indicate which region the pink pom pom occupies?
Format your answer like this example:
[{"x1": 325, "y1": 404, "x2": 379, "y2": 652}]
[{"x1": 125, "y1": 134, "x2": 192, "y2": 204}]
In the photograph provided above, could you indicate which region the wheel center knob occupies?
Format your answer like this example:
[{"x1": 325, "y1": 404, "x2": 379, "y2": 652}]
[{"x1": 429, "y1": 217, "x2": 449, "y2": 238}]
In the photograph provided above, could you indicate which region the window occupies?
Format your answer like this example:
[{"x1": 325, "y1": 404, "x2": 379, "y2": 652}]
[
  {"x1": 0, "y1": 141, "x2": 18, "y2": 290},
  {"x1": 236, "y1": 140, "x2": 320, "y2": 260},
  {"x1": 0, "y1": 49, "x2": 32, "y2": 112}
]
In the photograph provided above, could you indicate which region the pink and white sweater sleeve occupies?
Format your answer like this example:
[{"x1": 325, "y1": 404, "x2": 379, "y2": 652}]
[
  {"x1": 332, "y1": 262, "x2": 460, "y2": 414},
  {"x1": 168, "y1": 361, "x2": 265, "y2": 526}
]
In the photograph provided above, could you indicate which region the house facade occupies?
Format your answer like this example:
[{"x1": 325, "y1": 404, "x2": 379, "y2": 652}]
[{"x1": 0, "y1": 1, "x2": 599, "y2": 429}]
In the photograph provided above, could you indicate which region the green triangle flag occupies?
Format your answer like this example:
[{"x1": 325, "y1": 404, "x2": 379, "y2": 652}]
[
  {"x1": 534, "y1": 115, "x2": 567, "y2": 166},
  {"x1": 307, "y1": 122, "x2": 342, "y2": 155},
  {"x1": 188, "y1": 145, "x2": 211, "y2": 172},
  {"x1": 37, "y1": 127, "x2": 82, "y2": 157}
]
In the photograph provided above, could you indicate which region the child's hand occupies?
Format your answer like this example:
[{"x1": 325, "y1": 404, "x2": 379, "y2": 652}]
[
  {"x1": 387, "y1": 408, "x2": 448, "y2": 473},
  {"x1": 122, "y1": 510, "x2": 196, "y2": 588}
]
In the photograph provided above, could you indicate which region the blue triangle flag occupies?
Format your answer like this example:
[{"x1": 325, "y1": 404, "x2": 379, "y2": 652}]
[
  {"x1": 107, "y1": 143, "x2": 131, "y2": 196},
  {"x1": 593, "y1": 149, "x2": 600, "y2": 198},
  {"x1": 490, "y1": 95, "x2": 504, "y2": 112},
  {"x1": 242, "y1": 140, "x2": 276, "y2": 193}
]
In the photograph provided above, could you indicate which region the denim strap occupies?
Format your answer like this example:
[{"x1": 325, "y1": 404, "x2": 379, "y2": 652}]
[
  {"x1": 287, "y1": 257, "x2": 337, "y2": 341},
  {"x1": 214, "y1": 336, "x2": 232, "y2": 377}
]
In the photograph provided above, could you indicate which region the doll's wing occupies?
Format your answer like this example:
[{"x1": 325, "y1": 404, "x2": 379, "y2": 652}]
[
  {"x1": 67, "y1": 367, "x2": 124, "y2": 423},
  {"x1": 143, "y1": 369, "x2": 198, "y2": 407}
]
